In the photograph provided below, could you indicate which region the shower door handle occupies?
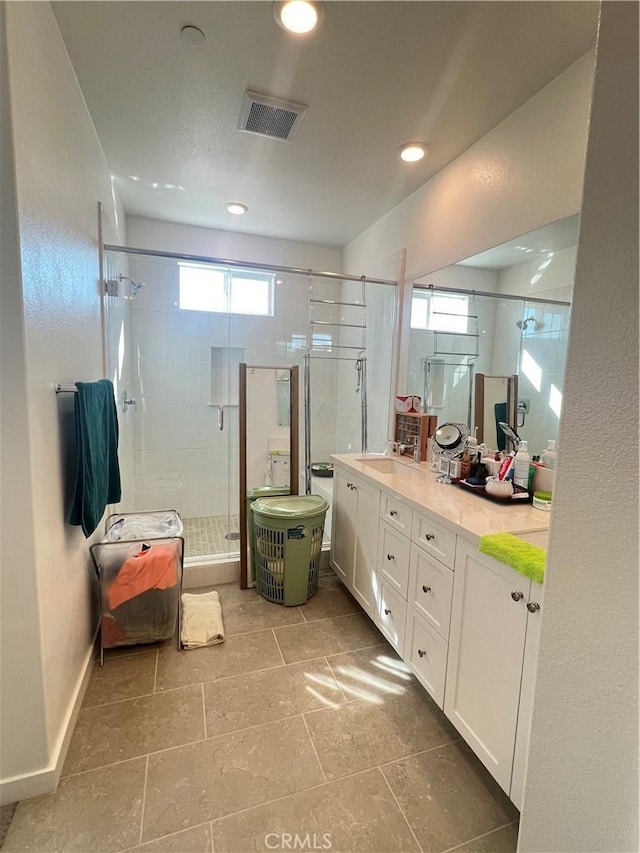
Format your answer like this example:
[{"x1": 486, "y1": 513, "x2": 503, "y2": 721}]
[{"x1": 217, "y1": 405, "x2": 224, "y2": 431}]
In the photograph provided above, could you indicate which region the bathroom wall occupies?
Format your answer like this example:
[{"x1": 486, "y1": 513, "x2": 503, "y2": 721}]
[
  {"x1": 118, "y1": 217, "x2": 344, "y2": 521},
  {"x1": 1, "y1": 2, "x2": 125, "y2": 801},
  {"x1": 519, "y1": 3, "x2": 639, "y2": 849}
]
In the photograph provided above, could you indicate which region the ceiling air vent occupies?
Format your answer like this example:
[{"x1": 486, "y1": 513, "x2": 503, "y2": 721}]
[{"x1": 238, "y1": 90, "x2": 307, "y2": 142}]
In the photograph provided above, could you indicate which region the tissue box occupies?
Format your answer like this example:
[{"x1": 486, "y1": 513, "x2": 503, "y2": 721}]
[{"x1": 395, "y1": 395, "x2": 422, "y2": 413}]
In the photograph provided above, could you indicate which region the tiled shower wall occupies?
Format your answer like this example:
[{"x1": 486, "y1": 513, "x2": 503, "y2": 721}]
[{"x1": 125, "y1": 257, "x2": 345, "y2": 520}]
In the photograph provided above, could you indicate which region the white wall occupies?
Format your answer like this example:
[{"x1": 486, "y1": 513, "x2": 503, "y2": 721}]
[
  {"x1": 518, "y1": 3, "x2": 639, "y2": 850},
  {"x1": 1, "y1": 2, "x2": 125, "y2": 801},
  {"x1": 344, "y1": 51, "x2": 594, "y2": 284}
]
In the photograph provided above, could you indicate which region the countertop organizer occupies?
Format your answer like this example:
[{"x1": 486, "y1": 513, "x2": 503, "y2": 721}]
[{"x1": 90, "y1": 510, "x2": 184, "y2": 664}]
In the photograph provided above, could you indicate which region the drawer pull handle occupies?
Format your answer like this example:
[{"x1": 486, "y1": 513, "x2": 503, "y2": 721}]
[
  {"x1": 417, "y1": 649, "x2": 426, "y2": 658},
  {"x1": 511, "y1": 590, "x2": 524, "y2": 601},
  {"x1": 384, "y1": 608, "x2": 391, "y2": 615},
  {"x1": 389, "y1": 510, "x2": 398, "y2": 517},
  {"x1": 424, "y1": 533, "x2": 435, "y2": 541},
  {"x1": 386, "y1": 554, "x2": 395, "y2": 561},
  {"x1": 422, "y1": 585, "x2": 431, "y2": 594},
  {"x1": 347, "y1": 482, "x2": 352, "y2": 487},
  {"x1": 527, "y1": 601, "x2": 541, "y2": 613}
]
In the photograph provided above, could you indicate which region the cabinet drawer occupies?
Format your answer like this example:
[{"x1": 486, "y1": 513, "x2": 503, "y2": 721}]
[
  {"x1": 405, "y1": 607, "x2": 448, "y2": 709},
  {"x1": 377, "y1": 522, "x2": 411, "y2": 597},
  {"x1": 379, "y1": 491, "x2": 413, "y2": 534},
  {"x1": 411, "y1": 510, "x2": 457, "y2": 569},
  {"x1": 376, "y1": 582, "x2": 407, "y2": 656},
  {"x1": 408, "y1": 545, "x2": 454, "y2": 640}
]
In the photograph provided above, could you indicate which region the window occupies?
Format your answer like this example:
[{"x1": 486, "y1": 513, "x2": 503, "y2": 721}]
[
  {"x1": 178, "y1": 263, "x2": 274, "y2": 316},
  {"x1": 411, "y1": 292, "x2": 469, "y2": 333}
]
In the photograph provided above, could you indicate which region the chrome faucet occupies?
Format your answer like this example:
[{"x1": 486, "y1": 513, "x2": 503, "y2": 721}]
[{"x1": 399, "y1": 441, "x2": 421, "y2": 464}]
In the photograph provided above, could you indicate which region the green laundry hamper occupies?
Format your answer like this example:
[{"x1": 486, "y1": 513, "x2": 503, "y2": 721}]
[
  {"x1": 247, "y1": 486, "x2": 290, "y2": 584},
  {"x1": 250, "y1": 495, "x2": 329, "y2": 606}
]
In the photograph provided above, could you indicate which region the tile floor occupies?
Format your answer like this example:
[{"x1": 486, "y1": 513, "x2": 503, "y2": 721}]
[
  {"x1": 182, "y1": 515, "x2": 241, "y2": 558},
  {"x1": 3, "y1": 573, "x2": 519, "y2": 853}
]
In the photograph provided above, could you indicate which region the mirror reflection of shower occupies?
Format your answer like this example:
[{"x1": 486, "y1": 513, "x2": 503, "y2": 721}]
[
  {"x1": 516, "y1": 316, "x2": 544, "y2": 332},
  {"x1": 105, "y1": 273, "x2": 146, "y2": 298}
]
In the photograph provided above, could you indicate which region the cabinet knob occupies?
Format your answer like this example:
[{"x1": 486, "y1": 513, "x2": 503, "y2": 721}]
[
  {"x1": 384, "y1": 608, "x2": 391, "y2": 615},
  {"x1": 418, "y1": 649, "x2": 426, "y2": 658},
  {"x1": 389, "y1": 510, "x2": 398, "y2": 517},
  {"x1": 347, "y1": 482, "x2": 353, "y2": 488},
  {"x1": 527, "y1": 601, "x2": 540, "y2": 613},
  {"x1": 386, "y1": 554, "x2": 395, "y2": 561},
  {"x1": 424, "y1": 533, "x2": 435, "y2": 541},
  {"x1": 511, "y1": 590, "x2": 524, "y2": 601},
  {"x1": 422, "y1": 585, "x2": 431, "y2": 594}
]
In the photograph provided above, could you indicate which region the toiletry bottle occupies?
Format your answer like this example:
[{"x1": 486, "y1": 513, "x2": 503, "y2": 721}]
[
  {"x1": 542, "y1": 440, "x2": 557, "y2": 469},
  {"x1": 513, "y1": 440, "x2": 531, "y2": 489}
]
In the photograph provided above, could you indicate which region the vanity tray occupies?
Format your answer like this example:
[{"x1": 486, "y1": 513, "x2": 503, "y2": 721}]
[{"x1": 454, "y1": 479, "x2": 533, "y2": 505}]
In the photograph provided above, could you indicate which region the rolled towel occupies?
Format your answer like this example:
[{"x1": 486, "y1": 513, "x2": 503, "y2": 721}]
[
  {"x1": 478, "y1": 533, "x2": 546, "y2": 584},
  {"x1": 181, "y1": 591, "x2": 225, "y2": 649}
]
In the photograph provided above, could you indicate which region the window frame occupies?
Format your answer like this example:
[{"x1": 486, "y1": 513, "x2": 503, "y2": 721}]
[{"x1": 178, "y1": 262, "x2": 275, "y2": 317}]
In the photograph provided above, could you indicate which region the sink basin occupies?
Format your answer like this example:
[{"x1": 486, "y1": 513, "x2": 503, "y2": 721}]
[{"x1": 358, "y1": 457, "x2": 420, "y2": 475}]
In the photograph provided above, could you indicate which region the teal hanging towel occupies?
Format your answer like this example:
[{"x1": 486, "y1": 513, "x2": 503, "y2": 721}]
[{"x1": 68, "y1": 379, "x2": 121, "y2": 537}]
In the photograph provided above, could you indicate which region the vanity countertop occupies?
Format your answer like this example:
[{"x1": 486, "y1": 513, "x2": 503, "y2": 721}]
[{"x1": 331, "y1": 453, "x2": 550, "y2": 544}]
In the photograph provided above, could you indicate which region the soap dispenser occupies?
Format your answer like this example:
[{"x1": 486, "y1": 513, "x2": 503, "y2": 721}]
[
  {"x1": 513, "y1": 440, "x2": 531, "y2": 489},
  {"x1": 542, "y1": 440, "x2": 557, "y2": 469}
]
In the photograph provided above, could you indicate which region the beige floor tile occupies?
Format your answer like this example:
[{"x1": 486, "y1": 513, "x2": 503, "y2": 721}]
[
  {"x1": 274, "y1": 613, "x2": 381, "y2": 663},
  {"x1": 326, "y1": 644, "x2": 415, "y2": 701},
  {"x1": 142, "y1": 716, "x2": 324, "y2": 841},
  {"x1": 155, "y1": 630, "x2": 283, "y2": 691},
  {"x1": 204, "y1": 658, "x2": 344, "y2": 736},
  {"x1": 83, "y1": 651, "x2": 158, "y2": 708},
  {"x1": 381, "y1": 741, "x2": 519, "y2": 852},
  {"x1": 129, "y1": 823, "x2": 212, "y2": 852},
  {"x1": 210, "y1": 768, "x2": 420, "y2": 853},
  {"x1": 63, "y1": 685, "x2": 204, "y2": 775},
  {"x1": 222, "y1": 598, "x2": 305, "y2": 636},
  {"x1": 213, "y1": 582, "x2": 261, "y2": 607},
  {"x1": 317, "y1": 572, "x2": 342, "y2": 590},
  {"x1": 305, "y1": 685, "x2": 458, "y2": 780},
  {"x1": 453, "y1": 822, "x2": 519, "y2": 853},
  {"x1": 299, "y1": 586, "x2": 360, "y2": 621},
  {"x1": 2, "y1": 758, "x2": 145, "y2": 852}
]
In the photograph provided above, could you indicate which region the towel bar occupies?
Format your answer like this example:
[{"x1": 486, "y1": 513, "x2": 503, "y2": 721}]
[{"x1": 54, "y1": 382, "x2": 77, "y2": 393}]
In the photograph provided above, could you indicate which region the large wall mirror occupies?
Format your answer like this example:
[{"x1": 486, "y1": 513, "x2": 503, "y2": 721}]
[{"x1": 408, "y1": 215, "x2": 578, "y2": 457}]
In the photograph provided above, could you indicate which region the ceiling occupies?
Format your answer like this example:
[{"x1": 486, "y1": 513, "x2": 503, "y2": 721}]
[
  {"x1": 457, "y1": 214, "x2": 581, "y2": 270},
  {"x1": 52, "y1": 1, "x2": 599, "y2": 247}
]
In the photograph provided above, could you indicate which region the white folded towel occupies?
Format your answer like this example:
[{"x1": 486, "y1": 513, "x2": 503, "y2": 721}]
[{"x1": 181, "y1": 590, "x2": 225, "y2": 649}]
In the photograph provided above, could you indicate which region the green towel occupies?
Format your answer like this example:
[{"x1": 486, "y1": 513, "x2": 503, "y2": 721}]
[
  {"x1": 479, "y1": 533, "x2": 545, "y2": 584},
  {"x1": 68, "y1": 379, "x2": 121, "y2": 537}
]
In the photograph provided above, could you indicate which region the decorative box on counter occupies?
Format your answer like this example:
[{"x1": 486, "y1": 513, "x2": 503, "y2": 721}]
[{"x1": 394, "y1": 412, "x2": 438, "y2": 461}]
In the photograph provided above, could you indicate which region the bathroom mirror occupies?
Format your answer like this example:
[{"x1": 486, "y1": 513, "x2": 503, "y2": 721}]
[
  {"x1": 408, "y1": 214, "x2": 576, "y2": 457},
  {"x1": 238, "y1": 364, "x2": 299, "y2": 588}
]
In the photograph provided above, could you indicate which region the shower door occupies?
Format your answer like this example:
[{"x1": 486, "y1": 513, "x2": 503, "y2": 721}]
[{"x1": 104, "y1": 250, "x2": 239, "y2": 562}]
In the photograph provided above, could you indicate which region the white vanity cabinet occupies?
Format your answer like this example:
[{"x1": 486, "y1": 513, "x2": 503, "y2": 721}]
[
  {"x1": 445, "y1": 538, "x2": 543, "y2": 797},
  {"x1": 331, "y1": 466, "x2": 379, "y2": 618}
]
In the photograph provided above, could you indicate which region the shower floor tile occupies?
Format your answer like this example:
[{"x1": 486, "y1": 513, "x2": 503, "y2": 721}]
[{"x1": 182, "y1": 514, "x2": 240, "y2": 558}]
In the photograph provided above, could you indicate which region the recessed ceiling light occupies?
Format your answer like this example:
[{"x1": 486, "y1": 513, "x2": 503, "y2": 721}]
[
  {"x1": 225, "y1": 202, "x2": 248, "y2": 216},
  {"x1": 180, "y1": 25, "x2": 206, "y2": 47},
  {"x1": 400, "y1": 142, "x2": 429, "y2": 163},
  {"x1": 273, "y1": 1, "x2": 324, "y2": 35}
]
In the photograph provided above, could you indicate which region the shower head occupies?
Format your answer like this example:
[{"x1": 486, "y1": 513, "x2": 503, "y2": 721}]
[
  {"x1": 119, "y1": 274, "x2": 146, "y2": 297},
  {"x1": 516, "y1": 316, "x2": 544, "y2": 331}
]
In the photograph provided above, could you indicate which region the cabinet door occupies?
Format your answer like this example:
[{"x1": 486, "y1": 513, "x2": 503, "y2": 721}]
[
  {"x1": 331, "y1": 467, "x2": 357, "y2": 585},
  {"x1": 376, "y1": 581, "x2": 407, "y2": 655},
  {"x1": 351, "y1": 476, "x2": 380, "y2": 618},
  {"x1": 405, "y1": 606, "x2": 449, "y2": 709},
  {"x1": 510, "y1": 588, "x2": 543, "y2": 810},
  {"x1": 377, "y1": 521, "x2": 411, "y2": 597},
  {"x1": 445, "y1": 540, "x2": 529, "y2": 794},
  {"x1": 408, "y1": 545, "x2": 454, "y2": 640}
]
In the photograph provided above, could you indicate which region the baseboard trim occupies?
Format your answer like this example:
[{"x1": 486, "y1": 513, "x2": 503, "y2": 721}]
[{"x1": 0, "y1": 627, "x2": 97, "y2": 806}]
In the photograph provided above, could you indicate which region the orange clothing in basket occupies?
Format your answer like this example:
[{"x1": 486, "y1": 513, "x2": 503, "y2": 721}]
[{"x1": 108, "y1": 543, "x2": 178, "y2": 610}]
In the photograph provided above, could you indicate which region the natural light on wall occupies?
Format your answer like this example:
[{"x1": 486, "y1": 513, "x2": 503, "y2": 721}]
[
  {"x1": 178, "y1": 263, "x2": 274, "y2": 316},
  {"x1": 549, "y1": 383, "x2": 563, "y2": 418},
  {"x1": 520, "y1": 348, "x2": 542, "y2": 392}
]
